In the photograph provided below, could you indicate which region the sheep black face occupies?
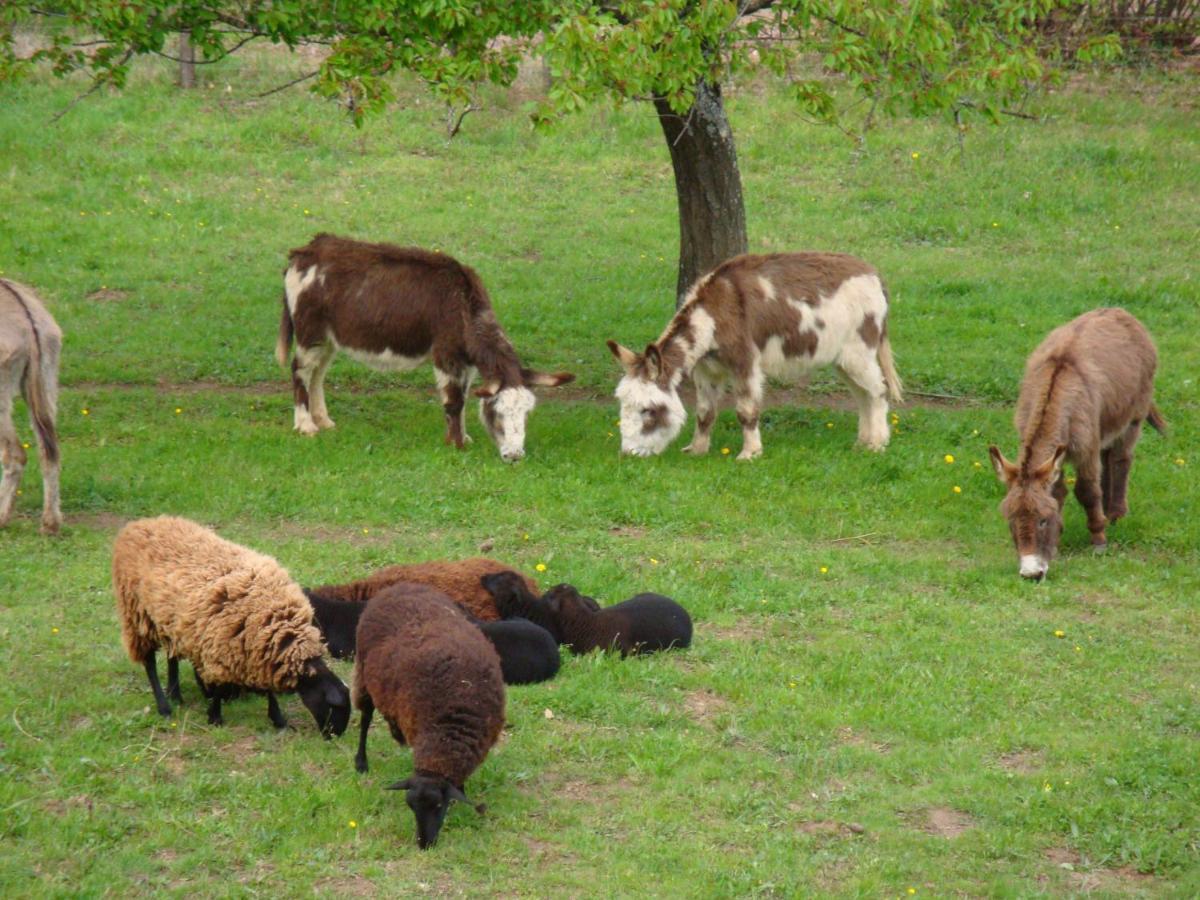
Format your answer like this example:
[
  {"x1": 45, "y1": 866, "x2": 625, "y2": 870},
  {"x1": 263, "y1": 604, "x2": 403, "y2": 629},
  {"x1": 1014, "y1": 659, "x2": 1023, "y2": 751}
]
[
  {"x1": 543, "y1": 583, "x2": 601, "y2": 614},
  {"x1": 387, "y1": 774, "x2": 484, "y2": 849},
  {"x1": 479, "y1": 571, "x2": 537, "y2": 618},
  {"x1": 297, "y1": 658, "x2": 351, "y2": 737}
]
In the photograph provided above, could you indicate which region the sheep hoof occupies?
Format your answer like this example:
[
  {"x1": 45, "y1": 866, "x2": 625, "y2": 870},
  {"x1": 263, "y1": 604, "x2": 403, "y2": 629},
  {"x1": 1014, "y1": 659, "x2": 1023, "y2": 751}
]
[
  {"x1": 355, "y1": 757, "x2": 368, "y2": 774},
  {"x1": 156, "y1": 704, "x2": 173, "y2": 718}
]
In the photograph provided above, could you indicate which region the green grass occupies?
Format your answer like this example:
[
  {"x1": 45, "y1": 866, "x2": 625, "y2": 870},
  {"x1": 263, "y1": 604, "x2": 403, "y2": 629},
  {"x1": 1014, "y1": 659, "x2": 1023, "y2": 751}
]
[{"x1": 1, "y1": 51, "x2": 1198, "y2": 897}]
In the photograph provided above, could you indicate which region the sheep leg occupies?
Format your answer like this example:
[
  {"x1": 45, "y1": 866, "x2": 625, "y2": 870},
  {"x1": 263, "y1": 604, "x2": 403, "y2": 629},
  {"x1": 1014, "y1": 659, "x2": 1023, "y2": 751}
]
[
  {"x1": 266, "y1": 693, "x2": 289, "y2": 730},
  {"x1": 355, "y1": 698, "x2": 374, "y2": 773},
  {"x1": 206, "y1": 693, "x2": 224, "y2": 726},
  {"x1": 143, "y1": 652, "x2": 172, "y2": 718},
  {"x1": 166, "y1": 656, "x2": 183, "y2": 703}
]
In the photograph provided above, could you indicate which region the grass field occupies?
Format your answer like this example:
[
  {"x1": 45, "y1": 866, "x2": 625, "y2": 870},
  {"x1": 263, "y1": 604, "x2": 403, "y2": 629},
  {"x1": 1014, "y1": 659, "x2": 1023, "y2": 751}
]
[{"x1": 1, "y1": 49, "x2": 1198, "y2": 897}]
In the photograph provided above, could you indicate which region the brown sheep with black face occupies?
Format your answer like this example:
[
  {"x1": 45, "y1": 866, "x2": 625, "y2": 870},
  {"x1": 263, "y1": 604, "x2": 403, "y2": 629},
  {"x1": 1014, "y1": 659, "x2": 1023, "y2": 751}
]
[
  {"x1": 112, "y1": 516, "x2": 350, "y2": 736},
  {"x1": 353, "y1": 583, "x2": 505, "y2": 849},
  {"x1": 307, "y1": 557, "x2": 538, "y2": 621}
]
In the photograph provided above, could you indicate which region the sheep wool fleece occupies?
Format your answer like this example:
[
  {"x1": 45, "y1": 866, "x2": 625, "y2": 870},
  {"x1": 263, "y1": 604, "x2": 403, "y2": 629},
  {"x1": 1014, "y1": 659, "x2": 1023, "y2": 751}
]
[
  {"x1": 113, "y1": 516, "x2": 326, "y2": 692},
  {"x1": 354, "y1": 586, "x2": 505, "y2": 785}
]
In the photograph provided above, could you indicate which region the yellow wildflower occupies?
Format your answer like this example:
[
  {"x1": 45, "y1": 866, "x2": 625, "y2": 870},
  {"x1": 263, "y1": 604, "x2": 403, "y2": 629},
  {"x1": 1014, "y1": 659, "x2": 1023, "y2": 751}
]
[
  {"x1": 953, "y1": 486, "x2": 962, "y2": 494},
  {"x1": 650, "y1": 558, "x2": 659, "y2": 565},
  {"x1": 944, "y1": 454, "x2": 955, "y2": 464},
  {"x1": 349, "y1": 820, "x2": 357, "y2": 829},
  {"x1": 535, "y1": 563, "x2": 547, "y2": 573},
  {"x1": 819, "y1": 566, "x2": 828, "y2": 574},
  {"x1": 1054, "y1": 630, "x2": 1065, "y2": 638},
  {"x1": 721, "y1": 447, "x2": 730, "y2": 455},
  {"x1": 911, "y1": 152, "x2": 919, "y2": 160},
  {"x1": 52, "y1": 627, "x2": 59, "y2": 634}
]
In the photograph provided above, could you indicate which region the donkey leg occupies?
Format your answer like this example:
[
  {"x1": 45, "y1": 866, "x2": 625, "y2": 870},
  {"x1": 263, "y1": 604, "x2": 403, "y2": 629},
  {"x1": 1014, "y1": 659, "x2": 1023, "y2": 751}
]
[
  {"x1": 0, "y1": 387, "x2": 24, "y2": 527},
  {"x1": 435, "y1": 367, "x2": 471, "y2": 449},
  {"x1": 1104, "y1": 421, "x2": 1142, "y2": 522},
  {"x1": 733, "y1": 365, "x2": 764, "y2": 461},
  {"x1": 836, "y1": 344, "x2": 890, "y2": 451},
  {"x1": 30, "y1": 356, "x2": 62, "y2": 535},
  {"x1": 683, "y1": 367, "x2": 722, "y2": 455},
  {"x1": 1100, "y1": 447, "x2": 1114, "y2": 518},
  {"x1": 308, "y1": 345, "x2": 337, "y2": 429},
  {"x1": 291, "y1": 344, "x2": 324, "y2": 436},
  {"x1": 1073, "y1": 455, "x2": 1108, "y2": 548}
]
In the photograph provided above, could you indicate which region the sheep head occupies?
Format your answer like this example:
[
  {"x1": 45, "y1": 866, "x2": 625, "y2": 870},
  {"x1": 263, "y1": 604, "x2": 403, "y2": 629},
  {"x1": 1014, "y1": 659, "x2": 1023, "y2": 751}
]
[
  {"x1": 296, "y1": 658, "x2": 351, "y2": 737},
  {"x1": 387, "y1": 774, "x2": 484, "y2": 849}
]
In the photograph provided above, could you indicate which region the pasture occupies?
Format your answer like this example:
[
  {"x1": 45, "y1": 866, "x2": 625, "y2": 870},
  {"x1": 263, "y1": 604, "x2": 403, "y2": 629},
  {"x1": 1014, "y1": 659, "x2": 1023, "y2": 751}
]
[{"x1": 1, "y1": 52, "x2": 1198, "y2": 896}]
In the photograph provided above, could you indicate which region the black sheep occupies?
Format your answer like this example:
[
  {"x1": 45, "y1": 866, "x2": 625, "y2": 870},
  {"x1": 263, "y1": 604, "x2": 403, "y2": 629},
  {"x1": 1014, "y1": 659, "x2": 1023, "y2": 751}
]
[
  {"x1": 481, "y1": 572, "x2": 693, "y2": 657},
  {"x1": 305, "y1": 587, "x2": 560, "y2": 685}
]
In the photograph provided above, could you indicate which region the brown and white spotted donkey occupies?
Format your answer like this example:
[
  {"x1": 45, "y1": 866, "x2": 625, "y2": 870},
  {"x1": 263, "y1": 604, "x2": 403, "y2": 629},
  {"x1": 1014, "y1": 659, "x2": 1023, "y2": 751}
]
[
  {"x1": 276, "y1": 234, "x2": 574, "y2": 461},
  {"x1": 608, "y1": 252, "x2": 903, "y2": 460},
  {"x1": 989, "y1": 307, "x2": 1164, "y2": 581}
]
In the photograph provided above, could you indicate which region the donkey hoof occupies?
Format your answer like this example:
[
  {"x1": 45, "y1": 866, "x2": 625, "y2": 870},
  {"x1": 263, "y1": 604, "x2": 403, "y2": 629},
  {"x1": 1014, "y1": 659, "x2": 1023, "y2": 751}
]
[{"x1": 1091, "y1": 541, "x2": 1108, "y2": 555}]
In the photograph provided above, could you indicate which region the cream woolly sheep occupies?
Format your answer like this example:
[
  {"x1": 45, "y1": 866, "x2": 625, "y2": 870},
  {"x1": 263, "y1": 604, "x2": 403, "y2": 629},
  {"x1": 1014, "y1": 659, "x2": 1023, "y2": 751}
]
[
  {"x1": 353, "y1": 583, "x2": 505, "y2": 848},
  {"x1": 112, "y1": 516, "x2": 351, "y2": 736}
]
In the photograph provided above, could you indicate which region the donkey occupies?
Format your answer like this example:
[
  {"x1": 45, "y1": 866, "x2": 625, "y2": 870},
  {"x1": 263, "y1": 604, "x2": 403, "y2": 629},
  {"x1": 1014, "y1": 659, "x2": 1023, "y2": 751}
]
[
  {"x1": 0, "y1": 279, "x2": 62, "y2": 534},
  {"x1": 607, "y1": 252, "x2": 902, "y2": 460},
  {"x1": 989, "y1": 307, "x2": 1164, "y2": 581},
  {"x1": 277, "y1": 234, "x2": 574, "y2": 461}
]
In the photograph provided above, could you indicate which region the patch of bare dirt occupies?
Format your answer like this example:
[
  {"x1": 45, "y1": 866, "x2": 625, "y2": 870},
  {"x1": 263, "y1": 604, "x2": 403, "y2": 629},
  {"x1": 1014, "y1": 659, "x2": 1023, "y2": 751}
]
[
  {"x1": 313, "y1": 875, "x2": 377, "y2": 897},
  {"x1": 997, "y1": 748, "x2": 1045, "y2": 774},
  {"x1": 43, "y1": 794, "x2": 94, "y2": 817},
  {"x1": 701, "y1": 618, "x2": 770, "y2": 642},
  {"x1": 153, "y1": 848, "x2": 180, "y2": 864},
  {"x1": 86, "y1": 288, "x2": 130, "y2": 303},
  {"x1": 608, "y1": 524, "x2": 649, "y2": 538},
  {"x1": 921, "y1": 807, "x2": 975, "y2": 839},
  {"x1": 1045, "y1": 848, "x2": 1161, "y2": 893},
  {"x1": 796, "y1": 820, "x2": 866, "y2": 837},
  {"x1": 835, "y1": 726, "x2": 890, "y2": 754},
  {"x1": 682, "y1": 689, "x2": 730, "y2": 726}
]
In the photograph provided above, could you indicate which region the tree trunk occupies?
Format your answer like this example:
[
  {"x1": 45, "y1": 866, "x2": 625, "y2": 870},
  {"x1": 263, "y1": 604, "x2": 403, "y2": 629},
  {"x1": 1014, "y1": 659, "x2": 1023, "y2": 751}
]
[
  {"x1": 654, "y1": 80, "x2": 749, "y2": 307},
  {"x1": 178, "y1": 30, "x2": 196, "y2": 88}
]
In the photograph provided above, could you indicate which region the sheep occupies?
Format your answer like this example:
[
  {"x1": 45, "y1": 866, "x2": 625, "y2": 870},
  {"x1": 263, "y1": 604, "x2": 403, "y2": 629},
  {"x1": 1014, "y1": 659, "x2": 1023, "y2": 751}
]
[
  {"x1": 481, "y1": 572, "x2": 694, "y2": 657},
  {"x1": 353, "y1": 583, "x2": 505, "y2": 848},
  {"x1": 304, "y1": 588, "x2": 560, "y2": 685},
  {"x1": 112, "y1": 516, "x2": 351, "y2": 736},
  {"x1": 306, "y1": 557, "x2": 539, "y2": 621}
]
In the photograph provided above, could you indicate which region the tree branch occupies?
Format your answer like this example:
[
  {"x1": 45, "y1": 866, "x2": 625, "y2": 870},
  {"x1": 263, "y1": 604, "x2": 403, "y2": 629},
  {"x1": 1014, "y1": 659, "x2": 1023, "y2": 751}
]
[
  {"x1": 150, "y1": 33, "x2": 259, "y2": 64},
  {"x1": 50, "y1": 50, "x2": 133, "y2": 123},
  {"x1": 254, "y1": 69, "x2": 319, "y2": 98}
]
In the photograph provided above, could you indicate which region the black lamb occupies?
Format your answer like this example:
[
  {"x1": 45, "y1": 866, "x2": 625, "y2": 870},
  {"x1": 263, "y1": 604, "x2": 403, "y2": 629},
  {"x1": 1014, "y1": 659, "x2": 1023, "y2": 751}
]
[
  {"x1": 481, "y1": 572, "x2": 693, "y2": 657},
  {"x1": 305, "y1": 587, "x2": 559, "y2": 685}
]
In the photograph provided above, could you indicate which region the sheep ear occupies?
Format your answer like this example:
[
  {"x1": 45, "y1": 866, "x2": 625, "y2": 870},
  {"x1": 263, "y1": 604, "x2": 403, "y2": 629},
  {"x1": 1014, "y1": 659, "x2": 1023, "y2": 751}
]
[
  {"x1": 446, "y1": 784, "x2": 486, "y2": 815},
  {"x1": 386, "y1": 779, "x2": 415, "y2": 791}
]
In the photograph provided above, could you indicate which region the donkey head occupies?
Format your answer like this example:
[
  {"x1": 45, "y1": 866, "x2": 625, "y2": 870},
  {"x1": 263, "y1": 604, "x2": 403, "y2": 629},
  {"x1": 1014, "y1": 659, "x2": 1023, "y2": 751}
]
[
  {"x1": 989, "y1": 444, "x2": 1067, "y2": 581},
  {"x1": 474, "y1": 368, "x2": 574, "y2": 462},
  {"x1": 607, "y1": 340, "x2": 687, "y2": 457}
]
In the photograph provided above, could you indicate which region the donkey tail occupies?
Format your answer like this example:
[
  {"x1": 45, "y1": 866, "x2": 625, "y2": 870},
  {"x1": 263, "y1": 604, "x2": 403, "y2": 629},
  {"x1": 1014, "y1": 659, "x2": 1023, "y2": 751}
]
[
  {"x1": 1, "y1": 280, "x2": 60, "y2": 465},
  {"x1": 1147, "y1": 403, "x2": 1167, "y2": 435},
  {"x1": 275, "y1": 291, "x2": 293, "y2": 368},
  {"x1": 877, "y1": 325, "x2": 904, "y2": 405}
]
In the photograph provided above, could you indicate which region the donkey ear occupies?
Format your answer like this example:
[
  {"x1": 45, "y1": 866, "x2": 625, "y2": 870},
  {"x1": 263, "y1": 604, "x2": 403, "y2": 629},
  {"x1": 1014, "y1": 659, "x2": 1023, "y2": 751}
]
[
  {"x1": 607, "y1": 340, "x2": 640, "y2": 373},
  {"x1": 1034, "y1": 445, "x2": 1068, "y2": 483},
  {"x1": 643, "y1": 344, "x2": 662, "y2": 380},
  {"x1": 521, "y1": 368, "x2": 575, "y2": 388},
  {"x1": 473, "y1": 381, "x2": 500, "y2": 399},
  {"x1": 988, "y1": 445, "x2": 1018, "y2": 484}
]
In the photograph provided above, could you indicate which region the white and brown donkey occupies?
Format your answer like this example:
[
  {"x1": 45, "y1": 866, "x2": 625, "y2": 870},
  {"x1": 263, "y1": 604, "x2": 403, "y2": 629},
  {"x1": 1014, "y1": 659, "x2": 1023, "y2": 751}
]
[
  {"x1": 608, "y1": 252, "x2": 902, "y2": 459},
  {"x1": 989, "y1": 307, "x2": 1164, "y2": 581},
  {"x1": 277, "y1": 234, "x2": 574, "y2": 462}
]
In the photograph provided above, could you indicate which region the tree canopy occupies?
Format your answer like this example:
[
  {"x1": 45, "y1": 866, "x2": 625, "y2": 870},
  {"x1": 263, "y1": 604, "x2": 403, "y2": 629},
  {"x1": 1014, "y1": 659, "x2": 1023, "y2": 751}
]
[{"x1": 2, "y1": 2, "x2": 1119, "y2": 296}]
